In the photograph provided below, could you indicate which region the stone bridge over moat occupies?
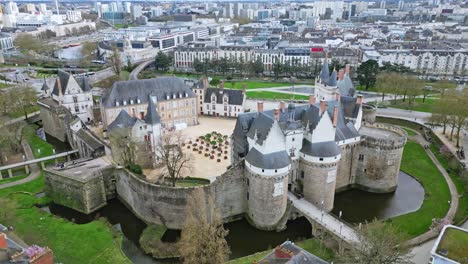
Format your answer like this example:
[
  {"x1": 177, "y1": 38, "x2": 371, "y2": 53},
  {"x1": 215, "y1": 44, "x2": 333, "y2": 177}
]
[{"x1": 288, "y1": 192, "x2": 360, "y2": 253}]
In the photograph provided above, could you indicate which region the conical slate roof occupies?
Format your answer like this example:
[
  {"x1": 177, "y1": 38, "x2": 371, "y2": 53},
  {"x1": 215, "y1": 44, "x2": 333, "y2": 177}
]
[
  {"x1": 328, "y1": 69, "x2": 337, "y2": 86},
  {"x1": 320, "y1": 60, "x2": 330, "y2": 84},
  {"x1": 107, "y1": 110, "x2": 137, "y2": 131},
  {"x1": 41, "y1": 81, "x2": 50, "y2": 91},
  {"x1": 144, "y1": 96, "x2": 161, "y2": 125}
]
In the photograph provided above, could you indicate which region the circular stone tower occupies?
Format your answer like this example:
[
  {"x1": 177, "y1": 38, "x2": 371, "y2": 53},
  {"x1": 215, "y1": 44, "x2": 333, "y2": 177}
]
[
  {"x1": 244, "y1": 150, "x2": 290, "y2": 230},
  {"x1": 299, "y1": 141, "x2": 341, "y2": 212},
  {"x1": 354, "y1": 123, "x2": 407, "y2": 193}
]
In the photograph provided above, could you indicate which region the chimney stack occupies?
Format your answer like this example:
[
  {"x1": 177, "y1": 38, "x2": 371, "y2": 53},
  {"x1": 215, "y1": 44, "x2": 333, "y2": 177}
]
[
  {"x1": 357, "y1": 95, "x2": 363, "y2": 105},
  {"x1": 333, "y1": 106, "x2": 339, "y2": 127},
  {"x1": 345, "y1": 64, "x2": 351, "y2": 74},
  {"x1": 319, "y1": 100, "x2": 327, "y2": 115},
  {"x1": 57, "y1": 78, "x2": 63, "y2": 97},
  {"x1": 242, "y1": 83, "x2": 247, "y2": 94},
  {"x1": 335, "y1": 92, "x2": 341, "y2": 102},
  {"x1": 257, "y1": 101, "x2": 264, "y2": 113},
  {"x1": 274, "y1": 108, "x2": 280, "y2": 121},
  {"x1": 219, "y1": 80, "x2": 224, "y2": 90},
  {"x1": 309, "y1": 94, "x2": 316, "y2": 106},
  {"x1": 338, "y1": 69, "x2": 345, "y2": 80},
  {"x1": 280, "y1": 101, "x2": 286, "y2": 112}
]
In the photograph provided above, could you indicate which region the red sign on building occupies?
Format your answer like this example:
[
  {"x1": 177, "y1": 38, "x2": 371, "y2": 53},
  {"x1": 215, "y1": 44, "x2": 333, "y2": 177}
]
[{"x1": 310, "y1": 47, "x2": 324, "y2": 52}]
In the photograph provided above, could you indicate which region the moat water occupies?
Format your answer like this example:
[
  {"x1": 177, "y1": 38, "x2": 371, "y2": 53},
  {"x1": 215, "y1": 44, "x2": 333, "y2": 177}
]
[
  {"x1": 332, "y1": 171, "x2": 424, "y2": 223},
  {"x1": 39, "y1": 172, "x2": 424, "y2": 263}
]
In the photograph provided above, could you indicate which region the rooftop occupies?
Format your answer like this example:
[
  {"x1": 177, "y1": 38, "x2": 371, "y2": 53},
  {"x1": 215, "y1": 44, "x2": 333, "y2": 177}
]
[
  {"x1": 433, "y1": 225, "x2": 468, "y2": 263},
  {"x1": 359, "y1": 126, "x2": 401, "y2": 140},
  {"x1": 48, "y1": 157, "x2": 112, "y2": 183},
  {"x1": 258, "y1": 241, "x2": 329, "y2": 264}
]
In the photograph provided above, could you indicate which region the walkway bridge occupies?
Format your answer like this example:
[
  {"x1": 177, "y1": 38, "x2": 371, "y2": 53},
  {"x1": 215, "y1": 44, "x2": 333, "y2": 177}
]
[
  {"x1": 0, "y1": 150, "x2": 78, "y2": 179},
  {"x1": 288, "y1": 192, "x2": 360, "y2": 252}
]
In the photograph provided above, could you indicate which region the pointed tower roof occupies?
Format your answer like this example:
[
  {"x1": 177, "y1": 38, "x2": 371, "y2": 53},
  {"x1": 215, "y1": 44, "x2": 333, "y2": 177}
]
[
  {"x1": 328, "y1": 69, "x2": 337, "y2": 86},
  {"x1": 320, "y1": 60, "x2": 330, "y2": 84},
  {"x1": 107, "y1": 110, "x2": 137, "y2": 131},
  {"x1": 144, "y1": 95, "x2": 161, "y2": 125}
]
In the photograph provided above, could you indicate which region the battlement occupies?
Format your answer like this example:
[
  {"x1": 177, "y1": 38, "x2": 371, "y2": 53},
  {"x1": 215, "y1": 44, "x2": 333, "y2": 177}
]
[{"x1": 360, "y1": 123, "x2": 407, "y2": 149}]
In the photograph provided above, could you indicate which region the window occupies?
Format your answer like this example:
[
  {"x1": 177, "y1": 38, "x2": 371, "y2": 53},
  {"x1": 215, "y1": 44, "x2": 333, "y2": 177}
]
[
  {"x1": 74, "y1": 106, "x2": 79, "y2": 113},
  {"x1": 292, "y1": 138, "x2": 295, "y2": 142},
  {"x1": 319, "y1": 158, "x2": 324, "y2": 161},
  {"x1": 73, "y1": 96, "x2": 78, "y2": 103},
  {"x1": 262, "y1": 169, "x2": 264, "y2": 172},
  {"x1": 358, "y1": 154, "x2": 364, "y2": 161},
  {"x1": 301, "y1": 171, "x2": 304, "y2": 179},
  {"x1": 247, "y1": 192, "x2": 249, "y2": 200}
]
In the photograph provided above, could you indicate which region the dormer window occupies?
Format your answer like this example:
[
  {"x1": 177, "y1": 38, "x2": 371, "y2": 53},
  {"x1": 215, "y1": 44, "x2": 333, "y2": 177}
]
[
  {"x1": 116, "y1": 101, "x2": 120, "y2": 106},
  {"x1": 179, "y1": 93, "x2": 183, "y2": 98},
  {"x1": 172, "y1": 94, "x2": 176, "y2": 99},
  {"x1": 130, "y1": 99, "x2": 134, "y2": 104},
  {"x1": 137, "y1": 98, "x2": 141, "y2": 104},
  {"x1": 185, "y1": 92, "x2": 188, "y2": 98},
  {"x1": 123, "y1": 100, "x2": 127, "y2": 106},
  {"x1": 166, "y1": 95, "x2": 170, "y2": 100}
]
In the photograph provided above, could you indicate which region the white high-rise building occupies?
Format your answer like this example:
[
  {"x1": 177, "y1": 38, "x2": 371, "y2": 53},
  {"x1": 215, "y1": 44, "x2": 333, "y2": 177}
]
[
  {"x1": 398, "y1": 0, "x2": 405, "y2": 10},
  {"x1": 66, "y1": 10, "x2": 81, "y2": 22},
  {"x1": 233, "y1": 3, "x2": 243, "y2": 18},
  {"x1": 25, "y1": 4, "x2": 36, "y2": 13},
  {"x1": 224, "y1": 3, "x2": 234, "y2": 18},
  {"x1": 380, "y1": 0, "x2": 386, "y2": 9},
  {"x1": 5, "y1": 2, "x2": 19, "y2": 15},
  {"x1": 150, "y1": 7, "x2": 163, "y2": 17},
  {"x1": 110, "y1": 2, "x2": 118, "y2": 12},
  {"x1": 131, "y1": 4, "x2": 142, "y2": 21},
  {"x1": 124, "y1": 2, "x2": 132, "y2": 13},
  {"x1": 39, "y1": 3, "x2": 47, "y2": 14}
]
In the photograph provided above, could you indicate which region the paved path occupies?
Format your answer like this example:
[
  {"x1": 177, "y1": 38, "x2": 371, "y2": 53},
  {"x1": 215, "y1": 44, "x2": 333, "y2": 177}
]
[
  {"x1": 129, "y1": 59, "x2": 153, "y2": 80},
  {"x1": 0, "y1": 150, "x2": 78, "y2": 171},
  {"x1": 288, "y1": 192, "x2": 360, "y2": 245},
  {"x1": 0, "y1": 141, "x2": 40, "y2": 190}
]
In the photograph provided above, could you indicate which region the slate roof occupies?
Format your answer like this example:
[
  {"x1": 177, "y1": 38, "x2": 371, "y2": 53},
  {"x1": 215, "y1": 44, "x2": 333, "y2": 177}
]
[
  {"x1": 204, "y1": 88, "x2": 244, "y2": 106},
  {"x1": 320, "y1": 60, "x2": 330, "y2": 84},
  {"x1": 246, "y1": 112, "x2": 275, "y2": 145},
  {"x1": 301, "y1": 140, "x2": 341, "y2": 157},
  {"x1": 328, "y1": 70, "x2": 337, "y2": 86},
  {"x1": 259, "y1": 241, "x2": 329, "y2": 264},
  {"x1": 41, "y1": 81, "x2": 50, "y2": 91},
  {"x1": 52, "y1": 70, "x2": 92, "y2": 96},
  {"x1": 107, "y1": 110, "x2": 138, "y2": 131},
  {"x1": 337, "y1": 73, "x2": 355, "y2": 97},
  {"x1": 145, "y1": 96, "x2": 161, "y2": 125},
  {"x1": 245, "y1": 148, "x2": 291, "y2": 170},
  {"x1": 102, "y1": 77, "x2": 196, "y2": 108}
]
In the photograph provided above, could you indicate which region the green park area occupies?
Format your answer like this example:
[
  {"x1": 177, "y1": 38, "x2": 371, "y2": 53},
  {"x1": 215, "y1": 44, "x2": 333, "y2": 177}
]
[
  {"x1": 23, "y1": 124, "x2": 54, "y2": 158},
  {"x1": 389, "y1": 98, "x2": 437, "y2": 113},
  {"x1": 0, "y1": 174, "x2": 28, "y2": 185},
  {"x1": 0, "y1": 175, "x2": 130, "y2": 264},
  {"x1": 228, "y1": 238, "x2": 334, "y2": 264},
  {"x1": 246, "y1": 91, "x2": 309, "y2": 100}
]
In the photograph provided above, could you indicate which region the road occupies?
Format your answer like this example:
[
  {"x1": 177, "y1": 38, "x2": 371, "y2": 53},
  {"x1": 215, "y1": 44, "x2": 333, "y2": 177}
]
[
  {"x1": 89, "y1": 67, "x2": 115, "y2": 84},
  {"x1": 129, "y1": 59, "x2": 154, "y2": 80}
]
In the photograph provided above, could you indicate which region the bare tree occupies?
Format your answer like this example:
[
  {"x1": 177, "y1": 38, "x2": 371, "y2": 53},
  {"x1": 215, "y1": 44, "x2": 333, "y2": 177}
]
[
  {"x1": 109, "y1": 47, "x2": 122, "y2": 76},
  {"x1": 108, "y1": 128, "x2": 136, "y2": 167},
  {"x1": 154, "y1": 131, "x2": 191, "y2": 187},
  {"x1": 339, "y1": 220, "x2": 412, "y2": 264},
  {"x1": 178, "y1": 188, "x2": 230, "y2": 264},
  {"x1": 13, "y1": 84, "x2": 38, "y2": 119}
]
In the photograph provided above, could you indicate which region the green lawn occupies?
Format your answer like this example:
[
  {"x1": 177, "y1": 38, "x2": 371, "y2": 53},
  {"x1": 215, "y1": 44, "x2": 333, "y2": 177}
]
[
  {"x1": 23, "y1": 124, "x2": 54, "y2": 158},
  {"x1": 0, "y1": 82, "x2": 11, "y2": 89},
  {"x1": 437, "y1": 227, "x2": 468, "y2": 262},
  {"x1": 403, "y1": 128, "x2": 417, "y2": 136},
  {"x1": 389, "y1": 98, "x2": 437, "y2": 113},
  {"x1": 0, "y1": 175, "x2": 130, "y2": 264},
  {"x1": 227, "y1": 238, "x2": 334, "y2": 264},
  {"x1": 8, "y1": 105, "x2": 40, "y2": 118},
  {"x1": 223, "y1": 81, "x2": 293, "y2": 90},
  {"x1": 388, "y1": 141, "x2": 451, "y2": 237},
  {"x1": 246, "y1": 91, "x2": 309, "y2": 100},
  {"x1": 0, "y1": 174, "x2": 28, "y2": 185}
]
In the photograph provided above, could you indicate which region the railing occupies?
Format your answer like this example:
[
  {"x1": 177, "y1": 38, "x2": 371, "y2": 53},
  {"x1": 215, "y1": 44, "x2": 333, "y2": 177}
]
[{"x1": 0, "y1": 150, "x2": 78, "y2": 171}]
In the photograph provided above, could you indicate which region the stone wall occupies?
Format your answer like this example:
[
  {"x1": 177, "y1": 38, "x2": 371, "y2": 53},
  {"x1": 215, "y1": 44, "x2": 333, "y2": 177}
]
[
  {"x1": 362, "y1": 104, "x2": 377, "y2": 124},
  {"x1": 245, "y1": 167, "x2": 289, "y2": 230},
  {"x1": 353, "y1": 123, "x2": 407, "y2": 193},
  {"x1": 335, "y1": 143, "x2": 359, "y2": 191},
  {"x1": 44, "y1": 169, "x2": 108, "y2": 214},
  {"x1": 115, "y1": 162, "x2": 247, "y2": 229},
  {"x1": 299, "y1": 159, "x2": 338, "y2": 212},
  {"x1": 38, "y1": 102, "x2": 69, "y2": 143}
]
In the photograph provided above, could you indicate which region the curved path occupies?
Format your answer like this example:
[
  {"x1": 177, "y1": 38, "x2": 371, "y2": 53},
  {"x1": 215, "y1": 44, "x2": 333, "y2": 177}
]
[
  {"x1": 129, "y1": 59, "x2": 153, "y2": 80},
  {"x1": 0, "y1": 141, "x2": 40, "y2": 190},
  {"x1": 400, "y1": 128, "x2": 459, "y2": 247}
]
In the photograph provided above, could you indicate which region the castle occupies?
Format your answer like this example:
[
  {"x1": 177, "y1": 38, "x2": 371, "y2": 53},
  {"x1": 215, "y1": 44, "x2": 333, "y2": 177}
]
[
  {"x1": 43, "y1": 62, "x2": 407, "y2": 232},
  {"x1": 231, "y1": 61, "x2": 407, "y2": 230}
]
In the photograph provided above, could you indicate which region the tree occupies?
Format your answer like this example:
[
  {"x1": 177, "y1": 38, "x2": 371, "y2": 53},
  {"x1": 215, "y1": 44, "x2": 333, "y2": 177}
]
[
  {"x1": 108, "y1": 128, "x2": 136, "y2": 167},
  {"x1": 154, "y1": 51, "x2": 171, "y2": 72},
  {"x1": 339, "y1": 220, "x2": 412, "y2": 264},
  {"x1": 218, "y1": 58, "x2": 230, "y2": 76},
  {"x1": 272, "y1": 59, "x2": 283, "y2": 79},
  {"x1": 154, "y1": 131, "x2": 191, "y2": 187},
  {"x1": 14, "y1": 33, "x2": 55, "y2": 55},
  {"x1": 357, "y1": 60, "x2": 380, "y2": 90},
  {"x1": 109, "y1": 47, "x2": 122, "y2": 75},
  {"x1": 0, "y1": 198, "x2": 17, "y2": 224},
  {"x1": 178, "y1": 188, "x2": 230, "y2": 264},
  {"x1": 14, "y1": 84, "x2": 37, "y2": 119},
  {"x1": 249, "y1": 56, "x2": 264, "y2": 76},
  {"x1": 80, "y1": 42, "x2": 97, "y2": 60}
]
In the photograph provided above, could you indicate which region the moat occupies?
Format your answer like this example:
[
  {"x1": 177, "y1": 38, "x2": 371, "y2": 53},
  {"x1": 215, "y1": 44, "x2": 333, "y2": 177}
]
[{"x1": 39, "y1": 171, "x2": 423, "y2": 262}]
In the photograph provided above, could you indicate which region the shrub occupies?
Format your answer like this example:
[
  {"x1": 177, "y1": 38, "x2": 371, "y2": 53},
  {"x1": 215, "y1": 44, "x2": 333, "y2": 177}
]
[
  {"x1": 127, "y1": 163, "x2": 142, "y2": 174},
  {"x1": 217, "y1": 159, "x2": 221, "y2": 162}
]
